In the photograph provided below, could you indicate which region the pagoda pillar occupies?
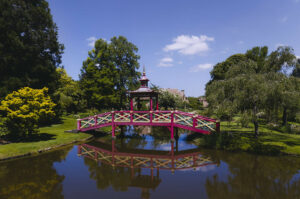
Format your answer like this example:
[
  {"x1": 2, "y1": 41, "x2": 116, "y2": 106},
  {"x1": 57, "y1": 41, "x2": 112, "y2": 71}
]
[
  {"x1": 150, "y1": 97, "x2": 153, "y2": 111},
  {"x1": 130, "y1": 97, "x2": 133, "y2": 111}
]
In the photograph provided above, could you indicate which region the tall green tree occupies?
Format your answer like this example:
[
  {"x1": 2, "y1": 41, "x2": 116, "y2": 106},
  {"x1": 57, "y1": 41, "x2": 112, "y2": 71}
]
[
  {"x1": 55, "y1": 67, "x2": 86, "y2": 114},
  {"x1": 110, "y1": 36, "x2": 140, "y2": 108},
  {"x1": 80, "y1": 37, "x2": 140, "y2": 110},
  {"x1": 0, "y1": 0, "x2": 64, "y2": 97}
]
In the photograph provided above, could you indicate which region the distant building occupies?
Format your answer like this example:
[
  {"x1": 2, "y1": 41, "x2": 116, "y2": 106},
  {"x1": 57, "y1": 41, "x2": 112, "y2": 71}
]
[{"x1": 199, "y1": 96, "x2": 209, "y2": 108}]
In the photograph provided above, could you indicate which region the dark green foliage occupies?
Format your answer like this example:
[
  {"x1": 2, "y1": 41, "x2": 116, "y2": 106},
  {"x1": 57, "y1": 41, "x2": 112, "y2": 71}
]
[
  {"x1": 159, "y1": 90, "x2": 186, "y2": 110},
  {"x1": 0, "y1": 0, "x2": 64, "y2": 97},
  {"x1": 187, "y1": 97, "x2": 203, "y2": 110},
  {"x1": 159, "y1": 91, "x2": 176, "y2": 110},
  {"x1": 245, "y1": 46, "x2": 268, "y2": 72},
  {"x1": 209, "y1": 54, "x2": 247, "y2": 82},
  {"x1": 79, "y1": 36, "x2": 140, "y2": 110},
  {"x1": 292, "y1": 58, "x2": 300, "y2": 78}
]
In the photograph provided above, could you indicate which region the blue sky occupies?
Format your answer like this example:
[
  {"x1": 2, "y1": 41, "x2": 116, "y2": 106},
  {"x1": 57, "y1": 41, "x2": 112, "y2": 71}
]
[{"x1": 48, "y1": 0, "x2": 300, "y2": 97}]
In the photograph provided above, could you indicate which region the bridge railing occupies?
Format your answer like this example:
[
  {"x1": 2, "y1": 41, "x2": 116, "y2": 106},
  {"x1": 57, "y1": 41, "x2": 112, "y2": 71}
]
[{"x1": 77, "y1": 110, "x2": 219, "y2": 134}]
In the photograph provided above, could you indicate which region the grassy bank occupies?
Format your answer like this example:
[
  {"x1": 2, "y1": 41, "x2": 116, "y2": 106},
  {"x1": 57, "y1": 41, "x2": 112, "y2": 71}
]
[
  {"x1": 191, "y1": 120, "x2": 300, "y2": 156},
  {"x1": 0, "y1": 116, "x2": 92, "y2": 160}
]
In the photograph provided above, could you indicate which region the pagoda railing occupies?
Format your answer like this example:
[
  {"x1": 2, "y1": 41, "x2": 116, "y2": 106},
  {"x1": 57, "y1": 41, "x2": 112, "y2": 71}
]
[{"x1": 77, "y1": 110, "x2": 220, "y2": 137}]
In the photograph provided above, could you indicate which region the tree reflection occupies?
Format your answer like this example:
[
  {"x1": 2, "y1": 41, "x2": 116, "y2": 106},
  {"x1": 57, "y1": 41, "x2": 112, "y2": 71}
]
[
  {"x1": 205, "y1": 151, "x2": 300, "y2": 199},
  {"x1": 84, "y1": 158, "x2": 161, "y2": 199},
  {"x1": 83, "y1": 137, "x2": 164, "y2": 199},
  {"x1": 0, "y1": 148, "x2": 70, "y2": 199}
]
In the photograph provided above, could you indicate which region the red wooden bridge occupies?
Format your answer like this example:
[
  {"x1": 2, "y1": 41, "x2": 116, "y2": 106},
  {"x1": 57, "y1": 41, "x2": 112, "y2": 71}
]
[
  {"x1": 77, "y1": 110, "x2": 219, "y2": 139},
  {"x1": 77, "y1": 68, "x2": 219, "y2": 139}
]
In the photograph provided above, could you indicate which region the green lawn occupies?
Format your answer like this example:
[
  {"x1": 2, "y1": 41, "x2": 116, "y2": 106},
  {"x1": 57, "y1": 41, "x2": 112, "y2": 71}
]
[
  {"x1": 192, "y1": 119, "x2": 300, "y2": 156},
  {"x1": 0, "y1": 116, "x2": 92, "y2": 160}
]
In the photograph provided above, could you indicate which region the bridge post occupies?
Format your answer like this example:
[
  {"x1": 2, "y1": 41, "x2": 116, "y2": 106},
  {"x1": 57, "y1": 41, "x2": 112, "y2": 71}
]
[
  {"x1": 77, "y1": 119, "x2": 81, "y2": 130},
  {"x1": 170, "y1": 111, "x2": 174, "y2": 141},
  {"x1": 112, "y1": 125, "x2": 116, "y2": 138},
  {"x1": 112, "y1": 111, "x2": 116, "y2": 138},
  {"x1": 94, "y1": 115, "x2": 97, "y2": 126},
  {"x1": 193, "y1": 155, "x2": 196, "y2": 170},
  {"x1": 192, "y1": 115, "x2": 197, "y2": 128},
  {"x1": 77, "y1": 145, "x2": 82, "y2": 155},
  {"x1": 130, "y1": 111, "x2": 133, "y2": 123},
  {"x1": 171, "y1": 141, "x2": 175, "y2": 174},
  {"x1": 216, "y1": 120, "x2": 220, "y2": 133},
  {"x1": 94, "y1": 149, "x2": 98, "y2": 160}
]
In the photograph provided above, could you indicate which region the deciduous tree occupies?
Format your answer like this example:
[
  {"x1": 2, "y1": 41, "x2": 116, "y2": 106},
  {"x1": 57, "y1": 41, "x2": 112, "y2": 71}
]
[
  {"x1": 79, "y1": 37, "x2": 140, "y2": 110},
  {"x1": 0, "y1": 0, "x2": 64, "y2": 97}
]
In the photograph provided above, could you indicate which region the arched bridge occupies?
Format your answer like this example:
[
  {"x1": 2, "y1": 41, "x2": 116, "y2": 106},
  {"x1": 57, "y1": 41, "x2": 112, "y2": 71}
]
[{"x1": 77, "y1": 110, "x2": 220, "y2": 139}]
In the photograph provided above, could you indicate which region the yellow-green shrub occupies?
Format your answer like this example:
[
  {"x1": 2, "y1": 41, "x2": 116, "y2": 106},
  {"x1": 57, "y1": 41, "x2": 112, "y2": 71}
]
[{"x1": 0, "y1": 87, "x2": 56, "y2": 138}]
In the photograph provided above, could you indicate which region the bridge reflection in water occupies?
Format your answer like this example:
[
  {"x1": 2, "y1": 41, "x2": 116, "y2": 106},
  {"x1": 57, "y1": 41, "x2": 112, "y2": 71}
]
[{"x1": 78, "y1": 140, "x2": 216, "y2": 179}]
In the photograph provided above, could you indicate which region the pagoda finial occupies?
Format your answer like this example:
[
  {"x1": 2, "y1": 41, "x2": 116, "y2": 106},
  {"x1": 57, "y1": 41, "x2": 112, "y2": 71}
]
[{"x1": 143, "y1": 65, "x2": 146, "y2": 76}]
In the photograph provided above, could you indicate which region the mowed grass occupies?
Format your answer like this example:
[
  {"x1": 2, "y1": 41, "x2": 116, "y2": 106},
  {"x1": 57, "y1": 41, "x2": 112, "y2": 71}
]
[
  {"x1": 219, "y1": 120, "x2": 300, "y2": 155},
  {"x1": 0, "y1": 116, "x2": 91, "y2": 160}
]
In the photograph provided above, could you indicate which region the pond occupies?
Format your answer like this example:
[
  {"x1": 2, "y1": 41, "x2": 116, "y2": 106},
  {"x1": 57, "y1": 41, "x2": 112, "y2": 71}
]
[{"x1": 1, "y1": 126, "x2": 300, "y2": 199}]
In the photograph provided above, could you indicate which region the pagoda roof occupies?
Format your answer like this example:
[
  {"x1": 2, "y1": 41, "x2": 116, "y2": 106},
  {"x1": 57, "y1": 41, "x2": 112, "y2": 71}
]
[
  {"x1": 128, "y1": 87, "x2": 156, "y2": 93},
  {"x1": 140, "y1": 75, "x2": 149, "y2": 81}
]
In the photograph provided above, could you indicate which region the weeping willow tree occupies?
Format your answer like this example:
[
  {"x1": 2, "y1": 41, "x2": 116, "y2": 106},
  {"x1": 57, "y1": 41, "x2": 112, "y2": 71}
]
[{"x1": 206, "y1": 46, "x2": 300, "y2": 137}]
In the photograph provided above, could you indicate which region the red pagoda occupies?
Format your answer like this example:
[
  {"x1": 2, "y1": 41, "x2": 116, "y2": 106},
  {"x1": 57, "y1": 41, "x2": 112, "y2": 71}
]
[{"x1": 128, "y1": 67, "x2": 158, "y2": 111}]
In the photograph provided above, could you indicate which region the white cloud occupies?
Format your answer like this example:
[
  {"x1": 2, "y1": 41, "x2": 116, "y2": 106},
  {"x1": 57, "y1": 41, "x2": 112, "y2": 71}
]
[
  {"x1": 280, "y1": 16, "x2": 288, "y2": 23},
  {"x1": 238, "y1": 40, "x2": 244, "y2": 45},
  {"x1": 158, "y1": 57, "x2": 174, "y2": 67},
  {"x1": 296, "y1": 55, "x2": 300, "y2": 59},
  {"x1": 87, "y1": 36, "x2": 97, "y2": 47},
  {"x1": 294, "y1": 0, "x2": 299, "y2": 3},
  {"x1": 189, "y1": 63, "x2": 213, "y2": 72},
  {"x1": 163, "y1": 35, "x2": 214, "y2": 55}
]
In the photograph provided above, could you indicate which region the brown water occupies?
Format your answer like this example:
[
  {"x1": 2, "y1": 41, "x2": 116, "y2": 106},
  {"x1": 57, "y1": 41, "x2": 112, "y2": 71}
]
[{"x1": 1, "y1": 127, "x2": 300, "y2": 199}]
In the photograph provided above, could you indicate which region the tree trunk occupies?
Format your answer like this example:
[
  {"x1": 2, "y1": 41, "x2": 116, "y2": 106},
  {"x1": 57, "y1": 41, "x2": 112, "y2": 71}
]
[
  {"x1": 253, "y1": 104, "x2": 259, "y2": 138},
  {"x1": 254, "y1": 121, "x2": 259, "y2": 138},
  {"x1": 282, "y1": 107, "x2": 287, "y2": 126}
]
